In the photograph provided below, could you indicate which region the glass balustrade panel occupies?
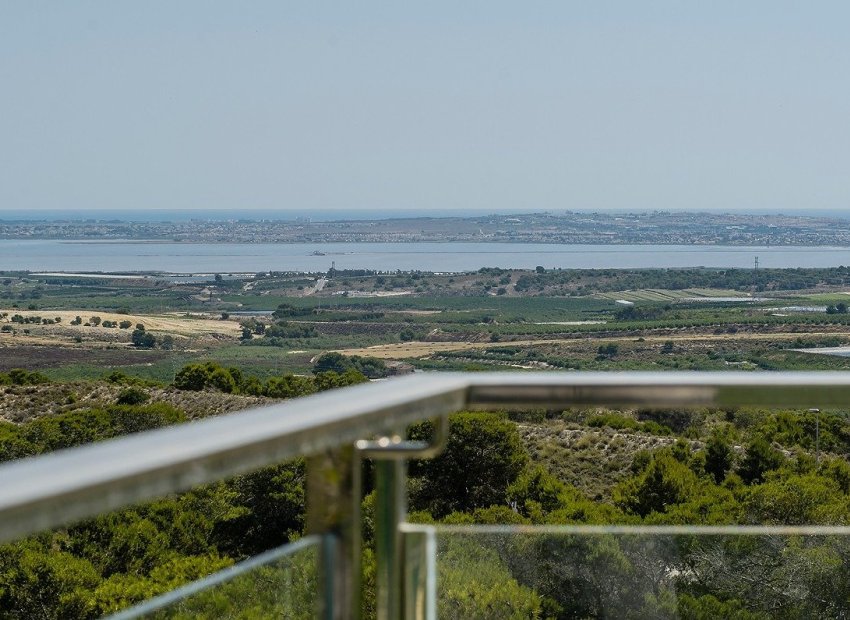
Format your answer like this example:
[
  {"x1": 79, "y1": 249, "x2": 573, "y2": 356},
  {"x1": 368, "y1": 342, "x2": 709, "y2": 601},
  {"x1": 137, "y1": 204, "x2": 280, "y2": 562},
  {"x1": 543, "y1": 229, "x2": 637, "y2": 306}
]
[
  {"x1": 402, "y1": 524, "x2": 850, "y2": 619},
  {"x1": 109, "y1": 536, "x2": 319, "y2": 620}
]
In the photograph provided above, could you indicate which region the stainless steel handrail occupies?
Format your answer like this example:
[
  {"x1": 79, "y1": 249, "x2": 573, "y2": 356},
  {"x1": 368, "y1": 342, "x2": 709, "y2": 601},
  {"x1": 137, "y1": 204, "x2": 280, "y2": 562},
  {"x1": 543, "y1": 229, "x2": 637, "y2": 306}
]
[
  {"x1": 2, "y1": 371, "x2": 850, "y2": 543},
  {"x1": 0, "y1": 373, "x2": 468, "y2": 543}
]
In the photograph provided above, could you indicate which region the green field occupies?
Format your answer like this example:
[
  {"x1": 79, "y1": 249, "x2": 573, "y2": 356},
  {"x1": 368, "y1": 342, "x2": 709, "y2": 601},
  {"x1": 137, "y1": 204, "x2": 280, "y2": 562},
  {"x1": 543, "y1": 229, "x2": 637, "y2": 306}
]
[{"x1": 595, "y1": 288, "x2": 749, "y2": 302}]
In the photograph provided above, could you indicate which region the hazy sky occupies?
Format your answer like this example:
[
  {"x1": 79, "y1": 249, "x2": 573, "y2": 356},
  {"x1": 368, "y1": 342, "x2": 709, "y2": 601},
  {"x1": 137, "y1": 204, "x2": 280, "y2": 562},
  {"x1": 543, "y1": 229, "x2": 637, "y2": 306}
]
[{"x1": 2, "y1": 2, "x2": 850, "y2": 214}]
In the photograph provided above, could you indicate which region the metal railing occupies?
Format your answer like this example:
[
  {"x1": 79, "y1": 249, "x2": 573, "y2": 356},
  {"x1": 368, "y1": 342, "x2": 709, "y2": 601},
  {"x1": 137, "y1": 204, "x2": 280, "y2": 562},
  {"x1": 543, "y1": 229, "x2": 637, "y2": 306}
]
[{"x1": 3, "y1": 371, "x2": 850, "y2": 618}]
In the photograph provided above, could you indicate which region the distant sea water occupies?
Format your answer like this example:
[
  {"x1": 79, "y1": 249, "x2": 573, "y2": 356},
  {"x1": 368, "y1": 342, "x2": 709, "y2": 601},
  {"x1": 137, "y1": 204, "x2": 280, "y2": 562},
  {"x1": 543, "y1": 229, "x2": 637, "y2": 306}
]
[{"x1": 2, "y1": 240, "x2": 850, "y2": 273}]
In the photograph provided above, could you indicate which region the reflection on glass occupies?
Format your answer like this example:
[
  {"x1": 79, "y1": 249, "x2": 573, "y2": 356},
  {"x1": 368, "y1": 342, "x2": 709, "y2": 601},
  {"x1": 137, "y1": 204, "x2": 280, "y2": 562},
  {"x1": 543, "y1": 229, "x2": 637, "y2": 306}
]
[{"x1": 111, "y1": 536, "x2": 318, "y2": 620}]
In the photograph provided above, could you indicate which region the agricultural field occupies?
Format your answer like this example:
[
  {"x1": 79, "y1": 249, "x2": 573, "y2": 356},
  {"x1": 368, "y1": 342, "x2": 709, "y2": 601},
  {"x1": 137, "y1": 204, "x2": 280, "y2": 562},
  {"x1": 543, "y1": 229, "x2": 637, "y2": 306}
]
[
  {"x1": 594, "y1": 287, "x2": 749, "y2": 302},
  {"x1": 4, "y1": 266, "x2": 850, "y2": 381}
]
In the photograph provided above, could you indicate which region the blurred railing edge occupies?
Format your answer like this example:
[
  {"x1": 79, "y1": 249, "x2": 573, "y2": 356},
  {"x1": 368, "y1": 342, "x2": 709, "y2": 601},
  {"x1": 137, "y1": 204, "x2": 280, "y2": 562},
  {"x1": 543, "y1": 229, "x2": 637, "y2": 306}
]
[{"x1": 398, "y1": 523, "x2": 850, "y2": 536}]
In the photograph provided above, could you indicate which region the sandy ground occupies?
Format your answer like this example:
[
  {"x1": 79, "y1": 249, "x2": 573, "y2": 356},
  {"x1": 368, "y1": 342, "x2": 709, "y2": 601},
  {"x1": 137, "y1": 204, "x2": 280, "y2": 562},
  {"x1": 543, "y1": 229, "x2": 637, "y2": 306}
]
[
  {"x1": 333, "y1": 331, "x2": 849, "y2": 360},
  {"x1": 0, "y1": 333, "x2": 80, "y2": 347},
  {"x1": 0, "y1": 309, "x2": 242, "y2": 337}
]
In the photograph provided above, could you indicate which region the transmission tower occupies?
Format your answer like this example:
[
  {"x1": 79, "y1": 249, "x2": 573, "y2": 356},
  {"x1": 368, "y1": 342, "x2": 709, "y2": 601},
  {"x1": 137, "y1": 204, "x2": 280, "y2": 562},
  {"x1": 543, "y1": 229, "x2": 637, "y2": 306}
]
[{"x1": 753, "y1": 256, "x2": 759, "y2": 292}]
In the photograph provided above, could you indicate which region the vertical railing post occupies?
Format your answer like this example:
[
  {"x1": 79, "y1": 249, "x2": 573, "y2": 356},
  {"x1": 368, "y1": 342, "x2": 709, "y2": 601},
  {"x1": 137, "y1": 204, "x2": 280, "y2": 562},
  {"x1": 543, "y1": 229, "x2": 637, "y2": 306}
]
[
  {"x1": 307, "y1": 446, "x2": 361, "y2": 620},
  {"x1": 374, "y1": 459, "x2": 406, "y2": 620}
]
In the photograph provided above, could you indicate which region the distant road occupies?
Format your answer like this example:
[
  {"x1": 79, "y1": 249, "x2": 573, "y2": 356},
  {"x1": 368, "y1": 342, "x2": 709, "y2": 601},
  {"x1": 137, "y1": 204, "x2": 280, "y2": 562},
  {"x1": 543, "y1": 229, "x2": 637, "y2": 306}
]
[{"x1": 304, "y1": 277, "x2": 327, "y2": 296}]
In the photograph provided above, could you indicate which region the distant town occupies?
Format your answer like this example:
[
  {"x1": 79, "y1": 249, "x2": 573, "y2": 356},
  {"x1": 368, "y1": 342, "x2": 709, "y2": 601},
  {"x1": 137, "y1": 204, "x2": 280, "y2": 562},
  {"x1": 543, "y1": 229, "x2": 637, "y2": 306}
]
[{"x1": 4, "y1": 211, "x2": 850, "y2": 246}]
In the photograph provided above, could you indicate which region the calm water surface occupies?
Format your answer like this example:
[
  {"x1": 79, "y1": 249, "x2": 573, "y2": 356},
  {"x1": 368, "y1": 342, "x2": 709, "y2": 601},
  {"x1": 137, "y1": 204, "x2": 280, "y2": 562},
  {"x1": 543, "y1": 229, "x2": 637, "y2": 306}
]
[{"x1": 2, "y1": 240, "x2": 850, "y2": 272}]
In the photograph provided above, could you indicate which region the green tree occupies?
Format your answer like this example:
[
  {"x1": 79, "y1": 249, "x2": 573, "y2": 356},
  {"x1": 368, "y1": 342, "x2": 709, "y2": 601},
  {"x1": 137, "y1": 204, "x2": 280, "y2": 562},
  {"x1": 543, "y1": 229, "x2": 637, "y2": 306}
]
[
  {"x1": 677, "y1": 594, "x2": 770, "y2": 619},
  {"x1": 7, "y1": 369, "x2": 49, "y2": 385},
  {"x1": 614, "y1": 454, "x2": 699, "y2": 517},
  {"x1": 0, "y1": 422, "x2": 36, "y2": 462},
  {"x1": 312, "y1": 353, "x2": 386, "y2": 379},
  {"x1": 173, "y1": 363, "x2": 211, "y2": 391},
  {"x1": 108, "y1": 404, "x2": 186, "y2": 436},
  {"x1": 313, "y1": 370, "x2": 368, "y2": 392},
  {"x1": 207, "y1": 368, "x2": 236, "y2": 393},
  {"x1": 91, "y1": 554, "x2": 233, "y2": 616},
  {"x1": 265, "y1": 375, "x2": 316, "y2": 399},
  {"x1": 704, "y1": 430, "x2": 734, "y2": 483},
  {"x1": 116, "y1": 387, "x2": 149, "y2": 406},
  {"x1": 743, "y1": 473, "x2": 847, "y2": 525},
  {"x1": 272, "y1": 303, "x2": 309, "y2": 320},
  {"x1": 437, "y1": 538, "x2": 544, "y2": 619},
  {"x1": 507, "y1": 466, "x2": 574, "y2": 520},
  {"x1": 240, "y1": 375, "x2": 265, "y2": 396},
  {"x1": 131, "y1": 329, "x2": 156, "y2": 348},
  {"x1": 312, "y1": 352, "x2": 352, "y2": 374},
  {"x1": 0, "y1": 544, "x2": 101, "y2": 619},
  {"x1": 409, "y1": 413, "x2": 528, "y2": 517},
  {"x1": 214, "y1": 462, "x2": 305, "y2": 557},
  {"x1": 738, "y1": 437, "x2": 785, "y2": 485}
]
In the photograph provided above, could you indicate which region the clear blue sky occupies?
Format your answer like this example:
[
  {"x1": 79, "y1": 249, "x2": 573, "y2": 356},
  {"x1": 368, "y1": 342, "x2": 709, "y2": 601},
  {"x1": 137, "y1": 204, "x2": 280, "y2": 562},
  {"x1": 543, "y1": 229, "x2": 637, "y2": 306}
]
[{"x1": 2, "y1": 2, "x2": 850, "y2": 214}]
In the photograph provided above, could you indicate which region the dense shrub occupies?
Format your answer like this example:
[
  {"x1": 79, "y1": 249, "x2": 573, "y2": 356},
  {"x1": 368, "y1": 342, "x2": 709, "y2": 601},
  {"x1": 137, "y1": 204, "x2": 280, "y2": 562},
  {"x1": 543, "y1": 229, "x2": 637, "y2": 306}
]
[
  {"x1": 116, "y1": 387, "x2": 150, "y2": 406},
  {"x1": 0, "y1": 369, "x2": 50, "y2": 386},
  {"x1": 587, "y1": 412, "x2": 672, "y2": 436},
  {"x1": 173, "y1": 362, "x2": 367, "y2": 397},
  {"x1": 312, "y1": 352, "x2": 388, "y2": 379}
]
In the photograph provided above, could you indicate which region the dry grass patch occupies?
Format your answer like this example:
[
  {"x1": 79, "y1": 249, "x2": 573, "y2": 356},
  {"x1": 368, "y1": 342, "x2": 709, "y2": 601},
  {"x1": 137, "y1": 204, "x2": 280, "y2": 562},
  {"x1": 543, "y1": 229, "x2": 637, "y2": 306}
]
[
  {"x1": 519, "y1": 421, "x2": 691, "y2": 500},
  {"x1": 0, "y1": 382, "x2": 274, "y2": 424}
]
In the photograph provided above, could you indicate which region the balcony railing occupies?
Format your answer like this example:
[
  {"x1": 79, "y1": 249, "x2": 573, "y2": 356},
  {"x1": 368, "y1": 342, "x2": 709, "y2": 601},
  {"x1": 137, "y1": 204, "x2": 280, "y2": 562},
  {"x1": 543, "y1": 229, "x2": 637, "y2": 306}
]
[{"x1": 3, "y1": 372, "x2": 850, "y2": 618}]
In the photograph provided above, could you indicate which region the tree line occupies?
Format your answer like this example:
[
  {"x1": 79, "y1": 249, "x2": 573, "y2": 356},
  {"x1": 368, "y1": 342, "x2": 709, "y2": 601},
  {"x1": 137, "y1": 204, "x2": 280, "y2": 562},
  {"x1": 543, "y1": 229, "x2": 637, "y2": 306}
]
[{"x1": 515, "y1": 265, "x2": 850, "y2": 294}]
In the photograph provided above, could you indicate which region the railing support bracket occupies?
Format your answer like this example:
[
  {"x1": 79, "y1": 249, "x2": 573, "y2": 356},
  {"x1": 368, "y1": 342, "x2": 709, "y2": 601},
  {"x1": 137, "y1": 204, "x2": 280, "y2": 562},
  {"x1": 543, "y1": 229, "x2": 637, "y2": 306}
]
[{"x1": 358, "y1": 416, "x2": 448, "y2": 620}]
